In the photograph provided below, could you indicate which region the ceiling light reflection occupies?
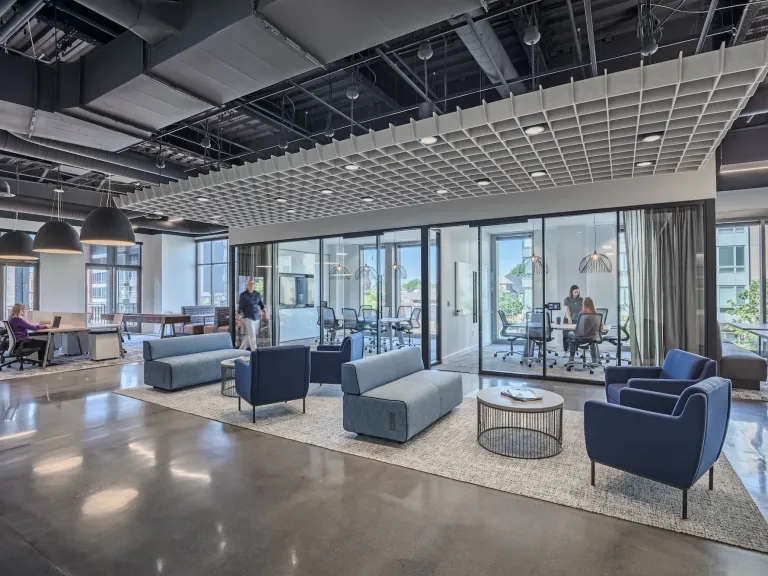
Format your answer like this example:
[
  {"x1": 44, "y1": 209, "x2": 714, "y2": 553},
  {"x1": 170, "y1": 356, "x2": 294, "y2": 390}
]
[
  {"x1": 128, "y1": 442, "x2": 156, "y2": 466},
  {"x1": 82, "y1": 488, "x2": 138, "y2": 516},
  {"x1": 170, "y1": 466, "x2": 211, "y2": 483},
  {"x1": 0, "y1": 430, "x2": 36, "y2": 441},
  {"x1": 34, "y1": 456, "x2": 83, "y2": 475}
]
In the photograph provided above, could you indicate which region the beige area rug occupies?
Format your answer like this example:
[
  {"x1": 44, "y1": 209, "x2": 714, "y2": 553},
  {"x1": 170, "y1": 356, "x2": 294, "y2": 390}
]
[
  {"x1": 732, "y1": 383, "x2": 768, "y2": 402},
  {"x1": 115, "y1": 383, "x2": 768, "y2": 553}
]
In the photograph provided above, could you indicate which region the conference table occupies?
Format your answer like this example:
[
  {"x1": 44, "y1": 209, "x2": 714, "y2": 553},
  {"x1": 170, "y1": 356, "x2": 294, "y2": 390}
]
[
  {"x1": 121, "y1": 314, "x2": 191, "y2": 338},
  {"x1": 30, "y1": 323, "x2": 123, "y2": 369}
]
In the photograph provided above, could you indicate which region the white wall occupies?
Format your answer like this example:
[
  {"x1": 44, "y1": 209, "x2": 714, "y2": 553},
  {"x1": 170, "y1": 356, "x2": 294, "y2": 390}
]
[
  {"x1": 160, "y1": 235, "x2": 195, "y2": 312},
  {"x1": 230, "y1": 162, "x2": 716, "y2": 245},
  {"x1": 39, "y1": 252, "x2": 87, "y2": 312},
  {"x1": 717, "y1": 187, "x2": 768, "y2": 221},
  {"x1": 439, "y1": 226, "x2": 479, "y2": 358}
]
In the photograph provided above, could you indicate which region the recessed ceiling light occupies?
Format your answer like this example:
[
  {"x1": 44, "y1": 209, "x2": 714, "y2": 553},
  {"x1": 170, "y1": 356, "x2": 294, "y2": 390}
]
[
  {"x1": 419, "y1": 136, "x2": 439, "y2": 145},
  {"x1": 636, "y1": 160, "x2": 654, "y2": 168},
  {"x1": 640, "y1": 133, "x2": 663, "y2": 143},
  {"x1": 529, "y1": 170, "x2": 547, "y2": 178},
  {"x1": 276, "y1": 197, "x2": 287, "y2": 203},
  {"x1": 361, "y1": 196, "x2": 374, "y2": 202},
  {"x1": 320, "y1": 189, "x2": 333, "y2": 194},
  {"x1": 53, "y1": 186, "x2": 64, "y2": 194},
  {"x1": 524, "y1": 125, "x2": 546, "y2": 136},
  {"x1": 337, "y1": 252, "x2": 347, "y2": 256},
  {"x1": 286, "y1": 209, "x2": 296, "y2": 214},
  {"x1": 436, "y1": 189, "x2": 448, "y2": 194},
  {"x1": 476, "y1": 178, "x2": 491, "y2": 186},
  {"x1": 197, "y1": 197, "x2": 209, "y2": 202},
  {"x1": 343, "y1": 163, "x2": 359, "y2": 171},
  {"x1": 168, "y1": 217, "x2": 183, "y2": 222},
  {"x1": 153, "y1": 211, "x2": 164, "y2": 216}
]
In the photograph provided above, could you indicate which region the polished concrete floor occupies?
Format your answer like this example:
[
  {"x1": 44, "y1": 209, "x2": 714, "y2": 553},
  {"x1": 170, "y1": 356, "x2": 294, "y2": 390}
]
[{"x1": 1, "y1": 364, "x2": 767, "y2": 575}]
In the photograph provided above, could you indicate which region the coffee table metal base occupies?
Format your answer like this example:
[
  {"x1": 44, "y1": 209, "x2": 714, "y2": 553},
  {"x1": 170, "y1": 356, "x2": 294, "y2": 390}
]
[{"x1": 477, "y1": 402, "x2": 562, "y2": 459}]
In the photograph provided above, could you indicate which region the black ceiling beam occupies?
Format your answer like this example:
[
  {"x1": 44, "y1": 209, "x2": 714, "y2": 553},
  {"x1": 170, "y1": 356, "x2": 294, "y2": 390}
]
[
  {"x1": 288, "y1": 80, "x2": 367, "y2": 132},
  {"x1": 564, "y1": 0, "x2": 583, "y2": 66},
  {"x1": 375, "y1": 47, "x2": 445, "y2": 114},
  {"x1": 583, "y1": 0, "x2": 598, "y2": 77},
  {"x1": 240, "y1": 102, "x2": 319, "y2": 143},
  {"x1": 731, "y1": 0, "x2": 759, "y2": 46},
  {"x1": 695, "y1": 1, "x2": 719, "y2": 54}
]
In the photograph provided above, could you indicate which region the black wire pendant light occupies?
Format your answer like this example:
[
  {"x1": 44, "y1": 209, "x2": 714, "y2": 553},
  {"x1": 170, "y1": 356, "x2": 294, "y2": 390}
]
[
  {"x1": 579, "y1": 215, "x2": 613, "y2": 274},
  {"x1": 355, "y1": 263, "x2": 376, "y2": 281},
  {"x1": 32, "y1": 169, "x2": 82, "y2": 254},
  {"x1": 330, "y1": 263, "x2": 350, "y2": 279},
  {"x1": 80, "y1": 177, "x2": 136, "y2": 246},
  {"x1": 521, "y1": 221, "x2": 547, "y2": 274}
]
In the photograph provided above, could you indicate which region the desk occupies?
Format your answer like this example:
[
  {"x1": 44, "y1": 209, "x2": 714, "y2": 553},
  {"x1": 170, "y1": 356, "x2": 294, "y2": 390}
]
[
  {"x1": 30, "y1": 323, "x2": 123, "y2": 368},
  {"x1": 121, "y1": 314, "x2": 191, "y2": 338}
]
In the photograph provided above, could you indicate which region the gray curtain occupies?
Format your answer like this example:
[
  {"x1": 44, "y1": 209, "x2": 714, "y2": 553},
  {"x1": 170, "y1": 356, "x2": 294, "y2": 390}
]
[{"x1": 624, "y1": 206, "x2": 705, "y2": 366}]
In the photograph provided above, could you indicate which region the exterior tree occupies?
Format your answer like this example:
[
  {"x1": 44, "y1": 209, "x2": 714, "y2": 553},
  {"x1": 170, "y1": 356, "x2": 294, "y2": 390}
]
[
  {"x1": 402, "y1": 279, "x2": 421, "y2": 291},
  {"x1": 508, "y1": 263, "x2": 526, "y2": 277},
  {"x1": 727, "y1": 280, "x2": 761, "y2": 350},
  {"x1": 498, "y1": 291, "x2": 524, "y2": 321}
]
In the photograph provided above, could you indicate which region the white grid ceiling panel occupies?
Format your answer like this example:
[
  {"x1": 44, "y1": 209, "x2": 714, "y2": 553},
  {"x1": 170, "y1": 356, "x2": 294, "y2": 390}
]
[{"x1": 118, "y1": 39, "x2": 768, "y2": 228}]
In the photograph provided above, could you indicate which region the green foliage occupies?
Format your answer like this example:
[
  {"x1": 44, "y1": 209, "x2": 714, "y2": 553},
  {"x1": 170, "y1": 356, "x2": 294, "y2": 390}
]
[
  {"x1": 402, "y1": 279, "x2": 421, "y2": 291},
  {"x1": 498, "y1": 291, "x2": 524, "y2": 322},
  {"x1": 363, "y1": 287, "x2": 377, "y2": 308},
  {"x1": 726, "y1": 280, "x2": 760, "y2": 351},
  {"x1": 508, "y1": 263, "x2": 526, "y2": 277}
]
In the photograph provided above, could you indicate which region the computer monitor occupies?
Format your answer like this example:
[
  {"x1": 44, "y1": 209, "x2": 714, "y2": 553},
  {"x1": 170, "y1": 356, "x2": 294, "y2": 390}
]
[{"x1": 52, "y1": 316, "x2": 61, "y2": 328}]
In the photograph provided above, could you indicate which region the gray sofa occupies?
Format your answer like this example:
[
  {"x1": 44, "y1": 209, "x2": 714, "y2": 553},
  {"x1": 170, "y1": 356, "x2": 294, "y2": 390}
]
[
  {"x1": 714, "y1": 323, "x2": 767, "y2": 390},
  {"x1": 143, "y1": 333, "x2": 243, "y2": 390},
  {"x1": 341, "y1": 347, "x2": 463, "y2": 442}
]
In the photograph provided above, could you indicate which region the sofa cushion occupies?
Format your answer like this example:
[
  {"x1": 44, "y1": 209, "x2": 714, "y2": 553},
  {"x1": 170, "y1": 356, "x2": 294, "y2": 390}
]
[
  {"x1": 362, "y1": 380, "x2": 441, "y2": 440},
  {"x1": 660, "y1": 349, "x2": 707, "y2": 380},
  {"x1": 720, "y1": 342, "x2": 767, "y2": 381},
  {"x1": 143, "y1": 332, "x2": 233, "y2": 361},
  {"x1": 341, "y1": 347, "x2": 424, "y2": 395},
  {"x1": 606, "y1": 382, "x2": 624, "y2": 404},
  {"x1": 149, "y1": 348, "x2": 244, "y2": 390},
  {"x1": 396, "y1": 370, "x2": 463, "y2": 417}
]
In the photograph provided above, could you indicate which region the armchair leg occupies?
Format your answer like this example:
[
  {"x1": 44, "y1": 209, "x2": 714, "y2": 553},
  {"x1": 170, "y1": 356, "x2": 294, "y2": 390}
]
[
  {"x1": 252, "y1": 406, "x2": 255, "y2": 423},
  {"x1": 590, "y1": 461, "x2": 595, "y2": 486},
  {"x1": 238, "y1": 397, "x2": 241, "y2": 411},
  {"x1": 709, "y1": 466, "x2": 714, "y2": 491},
  {"x1": 682, "y1": 489, "x2": 688, "y2": 520},
  {"x1": 303, "y1": 397, "x2": 306, "y2": 414}
]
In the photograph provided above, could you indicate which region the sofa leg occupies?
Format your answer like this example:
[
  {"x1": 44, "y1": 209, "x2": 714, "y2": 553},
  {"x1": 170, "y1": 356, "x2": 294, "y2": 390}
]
[
  {"x1": 682, "y1": 489, "x2": 688, "y2": 520},
  {"x1": 252, "y1": 406, "x2": 255, "y2": 423},
  {"x1": 709, "y1": 466, "x2": 714, "y2": 491},
  {"x1": 590, "y1": 461, "x2": 595, "y2": 486}
]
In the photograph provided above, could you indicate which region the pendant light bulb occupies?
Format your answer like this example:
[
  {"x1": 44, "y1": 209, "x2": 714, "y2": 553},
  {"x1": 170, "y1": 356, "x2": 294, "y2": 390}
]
[
  {"x1": 324, "y1": 114, "x2": 334, "y2": 138},
  {"x1": 345, "y1": 72, "x2": 359, "y2": 100},
  {"x1": 156, "y1": 156, "x2": 165, "y2": 169},
  {"x1": 523, "y1": 25, "x2": 541, "y2": 46},
  {"x1": 201, "y1": 135, "x2": 212, "y2": 149},
  {"x1": 417, "y1": 40, "x2": 433, "y2": 61}
]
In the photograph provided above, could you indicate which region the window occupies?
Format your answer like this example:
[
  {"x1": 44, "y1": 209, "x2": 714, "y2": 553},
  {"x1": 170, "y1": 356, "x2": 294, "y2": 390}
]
[
  {"x1": 3, "y1": 264, "x2": 38, "y2": 318},
  {"x1": 85, "y1": 244, "x2": 142, "y2": 322},
  {"x1": 196, "y1": 239, "x2": 228, "y2": 306}
]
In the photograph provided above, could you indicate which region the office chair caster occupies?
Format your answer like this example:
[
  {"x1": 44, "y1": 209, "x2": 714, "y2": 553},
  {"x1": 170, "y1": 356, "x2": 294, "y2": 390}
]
[{"x1": 589, "y1": 370, "x2": 594, "y2": 375}]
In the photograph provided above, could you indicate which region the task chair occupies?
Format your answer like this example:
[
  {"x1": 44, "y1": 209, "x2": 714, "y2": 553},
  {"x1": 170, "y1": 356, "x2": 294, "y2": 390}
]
[
  {"x1": 393, "y1": 308, "x2": 421, "y2": 348},
  {"x1": 322, "y1": 307, "x2": 342, "y2": 344},
  {"x1": 0, "y1": 321, "x2": 44, "y2": 371},
  {"x1": 566, "y1": 312, "x2": 605, "y2": 375},
  {"x1": 361, "y1": 308, "x2": 379, "y2": 353},
  {"x1": 342, "y1": 308, "x2": 361, "y2": 337},
  {"x1": 585, "y1": 377, "x2": 731, "y2": 519},
  {"x1": 494, "y1": 311, "x2": 526, "y2": 361},
  {"x1": 521, "y1": 311, "x2": 555, "y2": 368},
  {"x1": 603, "y1": 316, "x2": 631, "y2": 365}
]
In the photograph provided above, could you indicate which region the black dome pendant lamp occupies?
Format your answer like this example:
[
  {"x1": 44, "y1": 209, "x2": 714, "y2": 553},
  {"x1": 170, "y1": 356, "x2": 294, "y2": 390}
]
[
  {"x1": 0, "y1": 170, "x2": 38, "y2": 261},
  {"x1": 80, "y1": 176, "x2": 136, "y2": 246},
  {"x1": 33, "y1": 169, "x2": 83, "y2": 255}
]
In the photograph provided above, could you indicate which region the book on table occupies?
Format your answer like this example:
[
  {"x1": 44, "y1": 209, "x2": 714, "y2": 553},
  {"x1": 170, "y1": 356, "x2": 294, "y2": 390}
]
[{"x1": 501, "y1": 389, "x2": 543, "y2": 402}]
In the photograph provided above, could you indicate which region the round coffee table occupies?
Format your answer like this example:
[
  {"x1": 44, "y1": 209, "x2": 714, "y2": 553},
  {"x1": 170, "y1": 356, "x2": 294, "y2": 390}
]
[
  {"x1": 220, "y1": 357, "x2": 250, "y2": 397},
  {"x1": 476, "y1": 387, "x2": 564, "y2": 459}
]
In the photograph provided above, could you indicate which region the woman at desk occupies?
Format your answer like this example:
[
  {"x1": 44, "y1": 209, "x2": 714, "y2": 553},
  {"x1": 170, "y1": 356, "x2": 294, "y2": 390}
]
[
  {"x1": 7, "y1": 303, "x2": 48, "y2": 362},
  {"x1": 566, "y1": 297, "x2": 601, "y2": 365},
  {"x1": 562, "y1": 285, "x2": 583, "y2": 351}
]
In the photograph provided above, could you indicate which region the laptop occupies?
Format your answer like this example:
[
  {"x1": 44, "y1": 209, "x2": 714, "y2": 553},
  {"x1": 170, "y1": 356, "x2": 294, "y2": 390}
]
[{"x1": 52, "y1": 316, "x2": 62, "y2": 328}]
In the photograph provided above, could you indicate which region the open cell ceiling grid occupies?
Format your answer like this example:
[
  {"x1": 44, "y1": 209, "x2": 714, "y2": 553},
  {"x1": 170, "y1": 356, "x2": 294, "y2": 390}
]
[{"x1": 119, "y1": 39, "x2": 768, "y2": 228}]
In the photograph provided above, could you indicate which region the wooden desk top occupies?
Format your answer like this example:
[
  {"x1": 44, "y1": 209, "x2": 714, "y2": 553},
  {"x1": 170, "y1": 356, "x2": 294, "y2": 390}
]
[
  {"x1": 31, "y1": 324, "x2": 121, "y2": 334},
  {"x1": 122, "y1": 314, "x2": 191, "y2": 323}
]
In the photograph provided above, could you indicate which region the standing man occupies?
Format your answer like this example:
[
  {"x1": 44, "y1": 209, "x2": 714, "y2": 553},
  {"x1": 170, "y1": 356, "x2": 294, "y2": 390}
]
[{"x1": 238, "y1": 280, "x2": 268, "y2": 351}]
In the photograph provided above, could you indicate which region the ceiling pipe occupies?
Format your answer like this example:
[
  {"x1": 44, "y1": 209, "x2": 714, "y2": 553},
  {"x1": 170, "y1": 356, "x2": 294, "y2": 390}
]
[
  {"x1": 71, "y1": 0, "x2": 181, "y2": 45},
  {"x1": 0, "y1": 0, "x2": 17, "y2": 20},
  {"x1": 731, "y1": 0, "x2": 758, "y2": 46},
  {"x1": 695, "y1": 1, "x2": 718, "y2": 54},
  {"x1": 0, "y1": 0, "x2": 44, "y2": 45},
  {"x1": 583, "y1": 0, "x2": 598, "y2": 77},
  {"x1": 0, "y1": 195, "x2": 226, "y2": 235},
  {"x1": 17, "y1": 134, "x2": 189, "y2": 181},
  {"x1": 564, "y1": 0, "x2": 583, "y2": 66},
  {"x1": 0, "y1": 131, "x2": 176, "y2": 184}
]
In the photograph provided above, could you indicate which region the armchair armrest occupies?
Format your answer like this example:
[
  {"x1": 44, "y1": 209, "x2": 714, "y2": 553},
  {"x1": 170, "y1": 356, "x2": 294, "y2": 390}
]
[
  {"x1": 316, "y1": 345, "x2": 341, "y2": 352},
  {"x1": 619, "y1": 388, "x2": 679, "y2": 415},
  {"x1": 628, "y1": 378, "x2": 695, "y2": 396},
  {"x1": 309, "y1": 350, "x2": 343, "y2": 384},
  {"x1": 234, "y1": 358, "x2": 253, "y2": 403},
  {"x1": 604, "y1": 365, "x2": 662, "y2": 385}
]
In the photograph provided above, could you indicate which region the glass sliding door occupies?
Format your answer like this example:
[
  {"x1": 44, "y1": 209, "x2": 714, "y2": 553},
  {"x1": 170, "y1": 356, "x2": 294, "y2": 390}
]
[
  {"x1": 479, "y1": 219, "x2": 544, "y2": 377},
  {"x1": 544, "y1": 212, "x2": 618, "y2": 382},
  {"x1": 429, "y1": 229, "x2": 440, "y2": 365},
  {"x1": 234, "y1": 243, "x2": 274, "y2": 348},
  {"x1": 321, "y1": 236, "x2": 379, "y2": 355},
  {"x1": 380, "y1": 229, "x2": 422, "y2": 353},
  {"x1": 276, "y1": 240, "x2": 319, "y2": 347}
]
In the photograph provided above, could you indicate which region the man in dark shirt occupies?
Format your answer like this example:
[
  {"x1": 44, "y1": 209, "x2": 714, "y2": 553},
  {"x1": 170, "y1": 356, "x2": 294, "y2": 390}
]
[{"x1": 238, "y1": 280, "x2": 268, "y2": 350}]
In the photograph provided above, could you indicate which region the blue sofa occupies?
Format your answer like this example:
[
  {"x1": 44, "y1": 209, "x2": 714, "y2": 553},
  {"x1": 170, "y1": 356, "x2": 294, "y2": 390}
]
[
  {"x1": 311, "y1": 332, "x2": 364, "y2": 384},
  {"x1": 604, "y1": 349, "x2": 717, "y2": 404},
  {"x1": 585, "y1": 377, "x2": 731, "y2": 519},
  {"x1": 235, "y1": 345, "x2": 310, "y2": 422},
  {"x1": 143, "y1": 332, "x2": 243, "y2": 390},
  {"x1": 341, "y1": 347, "x2": 463, "y2": 442}
]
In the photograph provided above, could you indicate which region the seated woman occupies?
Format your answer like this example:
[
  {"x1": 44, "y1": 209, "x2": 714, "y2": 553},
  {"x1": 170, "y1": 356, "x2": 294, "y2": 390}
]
[
  {"x1": 566, "y1": 297, "x2": 602, "y2": 366},
  {"x1": 7, "y1": 303, "x2": 48, "y2": 364}
]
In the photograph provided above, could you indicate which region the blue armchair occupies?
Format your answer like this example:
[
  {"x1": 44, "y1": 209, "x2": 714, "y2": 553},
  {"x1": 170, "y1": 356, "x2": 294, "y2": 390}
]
[
  {"x1": 235, "y1": 345, "x2": 310, "y2": 422},
  {"x1": 604, "y1": 349, "x2": 716, "y2": 404},
  {"x1": 310, "y1": 332, "x2": 364, "y2": 385},
  {"x1": 585, "y1": 377, "x2": 732, "y2": 519}
]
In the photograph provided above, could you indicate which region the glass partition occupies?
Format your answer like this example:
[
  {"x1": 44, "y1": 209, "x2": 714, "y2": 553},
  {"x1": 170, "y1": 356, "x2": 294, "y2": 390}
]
[
  {"x1": 429, "y1": 229, "x2": 440, "y2": 365},
  {"x1": 275, "y1": 240, "x2": 319, "y2": 347},
  {"x1": 235, "y1": 243, "x2": 274, "y2": 348},
  {"x1": 479, "y1": 219, "x2": 544, "y2": 377},
  {"x1": 380, "y1": 229, "x2": 422, "y2": 353},
  {"x1": 321, "y1": 236, "x2": 379, "y2": 355}
]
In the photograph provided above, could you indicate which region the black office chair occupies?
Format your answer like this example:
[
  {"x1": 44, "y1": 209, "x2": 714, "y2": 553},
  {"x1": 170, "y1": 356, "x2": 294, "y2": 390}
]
[
  {"x1": 566, "y1": 312, "x2": 604, "y2": 374},
  {"x1": 398, "y1": 305, "x2": 413, "y2": 319},
  {"x1": 521, "y1": 311, "x2": 555, "y2": 368},
  {"x1": 494, "y1": 310, "x2": 526, "y2": 361},
  {"x1": 393, "y1": 308, "x2": 421, "y2": 348},
  {"x1": 361, "y1": 308, "x2": 379, "y2": 353},
  {"x1": 603, "y1": 315, "x2": 631, "y2": 365},
  {"x1": 342, "y1": 308, "x2": 362, "y2": 337},
  {"x1": 322, "y1": 308, "x2": 342, "y2": 343},
  {"x1": 0, "y1": 321, "x2": 44, "y2": 371}
]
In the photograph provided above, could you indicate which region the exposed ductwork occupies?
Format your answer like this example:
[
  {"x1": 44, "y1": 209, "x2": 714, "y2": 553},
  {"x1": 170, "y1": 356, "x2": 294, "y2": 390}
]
[
  {"x1": 0, "y1": 0, "x2": 18, "y2": 20},
  {"x1": 0, "y1": 194, "x2": 226, "y2": 235},
  {"x1": 72, "y1": 0, "x2": 182, "y2": 45},
  {"x1": 19, "y1": 134, "x2": 188, "y2": 181},
  {"x1": 451, "y1": 8, "x2": 524, "y2": 98},
  {"x1": 0, "y1": 0, "x2": 44, "y2": 46},
  {"x1": 0, "y1": 131, "x2": 177, "y2": 184}
]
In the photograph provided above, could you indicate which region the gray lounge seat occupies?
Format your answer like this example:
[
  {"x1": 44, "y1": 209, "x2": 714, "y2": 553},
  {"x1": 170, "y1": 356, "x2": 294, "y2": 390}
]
[
  {"x1": 341, "y1": 347, "x2": 463, "y2": 442},
  {"x1": 714, "y1": 323, "x2": 767, "y2": 391},
  {"x1": 143, "y1": 332, "x2": 243, "y2": 390}
]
